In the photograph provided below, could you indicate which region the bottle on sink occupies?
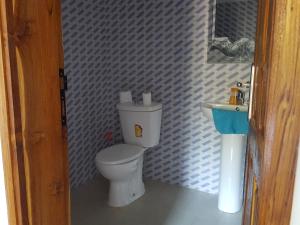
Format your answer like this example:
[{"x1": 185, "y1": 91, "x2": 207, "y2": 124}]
[{"x1": 229, "y1": 87, "x2": 243, "y2": 105}]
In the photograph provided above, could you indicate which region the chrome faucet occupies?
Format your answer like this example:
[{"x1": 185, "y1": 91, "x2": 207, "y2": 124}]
[
  {"x1": 236, "y1": 81, "x2": 251, "y2": 105},
  {"x1": 237, "y1": 81, "x2": 251, "y2": 88}
]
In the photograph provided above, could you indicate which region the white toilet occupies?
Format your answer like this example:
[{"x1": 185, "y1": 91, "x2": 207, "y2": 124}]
[{"x1": 95, "y1": 101, "x2": 162, "y2": 207}]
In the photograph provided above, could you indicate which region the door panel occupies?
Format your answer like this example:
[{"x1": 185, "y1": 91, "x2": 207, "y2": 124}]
[
  {"x1": 243, "y1": 0, "x2": 300, "y2": 225},
  {"x1": 0, "y1": 0, "x2": 70, "y2": 225},
  {"x1": 243, "y1": 146, "x2": 254, "y2": 225}
]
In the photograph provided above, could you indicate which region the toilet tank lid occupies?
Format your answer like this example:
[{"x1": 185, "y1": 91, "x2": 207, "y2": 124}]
[
  {"x1": 96, "y1": 144, "x2": 145, "y2": 165},
  {"x1": 117, "y1": 102, "x2": 162, "y2": 112}
]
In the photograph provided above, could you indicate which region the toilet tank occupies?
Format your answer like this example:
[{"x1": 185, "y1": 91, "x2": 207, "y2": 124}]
[{"x1": 117, "y1": 102, "x2": 162, "y2": 148}]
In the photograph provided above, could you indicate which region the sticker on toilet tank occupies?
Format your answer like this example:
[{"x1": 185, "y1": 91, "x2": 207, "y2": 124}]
[{"x1": 135, "y1": 124, "x2": 143, "y2": 137}]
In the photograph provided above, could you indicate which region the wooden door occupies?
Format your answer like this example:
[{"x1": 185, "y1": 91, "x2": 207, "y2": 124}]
[
  {"x1": 243, "y1": 0, "x2": 300, "y2": 225},
  {"x1": 0, "y1": 1, "x2": 70, "y2": 225}
]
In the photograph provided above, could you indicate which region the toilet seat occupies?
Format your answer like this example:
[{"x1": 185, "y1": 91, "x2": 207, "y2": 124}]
[{"x1": 96, "y1": 144, "x2": 145, "y2": 165}]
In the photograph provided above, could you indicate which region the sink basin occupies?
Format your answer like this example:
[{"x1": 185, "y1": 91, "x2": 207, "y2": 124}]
[
  {"x1": 201, "y1": 102, "x2": 248, "y2": 213},
  {"x1": 201, "y1": 102, "x2": 248, "y2": 120}
]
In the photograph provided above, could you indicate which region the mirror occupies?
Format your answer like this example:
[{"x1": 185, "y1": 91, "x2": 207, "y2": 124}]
[{"x1": 207, "y1": 0, "x2": 258, "y2": 63}]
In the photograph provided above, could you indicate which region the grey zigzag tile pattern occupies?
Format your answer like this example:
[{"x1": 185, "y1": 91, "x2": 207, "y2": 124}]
[{"x1": 61, "y1": 0, "x2": 254, "y2": 194}]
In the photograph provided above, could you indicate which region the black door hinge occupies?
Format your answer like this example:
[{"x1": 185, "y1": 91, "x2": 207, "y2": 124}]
[{"x1": 59, "y1": 68, "x2": 67, "y2": 127}]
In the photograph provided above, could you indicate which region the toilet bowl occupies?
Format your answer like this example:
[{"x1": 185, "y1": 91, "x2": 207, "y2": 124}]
[
  {"x1": 95, "y1": 144, "x2": 147, "y2": 207},
  {"x1": 95, "y1": 99, "x2": 162, "y2": 207}
]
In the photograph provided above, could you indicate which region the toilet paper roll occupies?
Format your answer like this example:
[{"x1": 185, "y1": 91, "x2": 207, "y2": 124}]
[
  {"x1": 120, "y1": 91, "x2": 132, "y2": 103},
  {"x1": 143, "y1": 92, "x2": 152, "y2": 106}
]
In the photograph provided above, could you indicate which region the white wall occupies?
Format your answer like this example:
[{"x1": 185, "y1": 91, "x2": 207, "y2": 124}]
[
  {"x1": 0, "y1": 140, "x2": 9, "y2": 225},
  {"x1": 290, "y1": 143, "x2": 300, "y2": 225}
]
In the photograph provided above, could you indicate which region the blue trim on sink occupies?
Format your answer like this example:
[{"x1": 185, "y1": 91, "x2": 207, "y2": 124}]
[{"x1": 212, "y1": 108, "x2": 249, "y2": 134}]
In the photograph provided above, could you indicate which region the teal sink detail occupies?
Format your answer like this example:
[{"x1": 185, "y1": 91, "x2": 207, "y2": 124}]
[{"x1": 212, "y1": 108, "x2": 249, "y2": 134}]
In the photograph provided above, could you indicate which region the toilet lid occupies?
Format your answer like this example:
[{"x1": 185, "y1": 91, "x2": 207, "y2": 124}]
[{"x1": 96, "y1": 144, "x2": 145, "y2": 165}]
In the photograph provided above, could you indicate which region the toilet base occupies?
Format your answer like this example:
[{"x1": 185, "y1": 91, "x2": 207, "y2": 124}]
[
  {"x1": 108, "y1": 155, "x2": 145, "y2": 207},
  {"x1": 108, "y1": 179, "x2": 145, "y2": 207}
]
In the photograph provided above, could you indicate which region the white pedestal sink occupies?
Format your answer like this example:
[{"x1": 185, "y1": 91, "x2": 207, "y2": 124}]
[{"x1": 201, "y1": 102, "x2": 248, "y2": 213}]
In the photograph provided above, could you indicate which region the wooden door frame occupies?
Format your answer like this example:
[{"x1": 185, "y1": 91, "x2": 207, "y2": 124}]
[
  {"x1": 0, "y1": 0, "x2": 29, "y2": 225},
  {"x1": 243, "y1": 0, "x2": 300, "y2": 225},
  {"x1": 0, "y1": 0, "x2": 70, "y2": 225},
  {"x1": 0, "y1": 1, "x2": 299, "y2": 225}
]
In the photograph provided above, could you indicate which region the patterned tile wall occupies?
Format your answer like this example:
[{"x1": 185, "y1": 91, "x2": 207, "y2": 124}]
[{"x1": 61, "y1": 0, "x2": 256, "y2": 194}]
